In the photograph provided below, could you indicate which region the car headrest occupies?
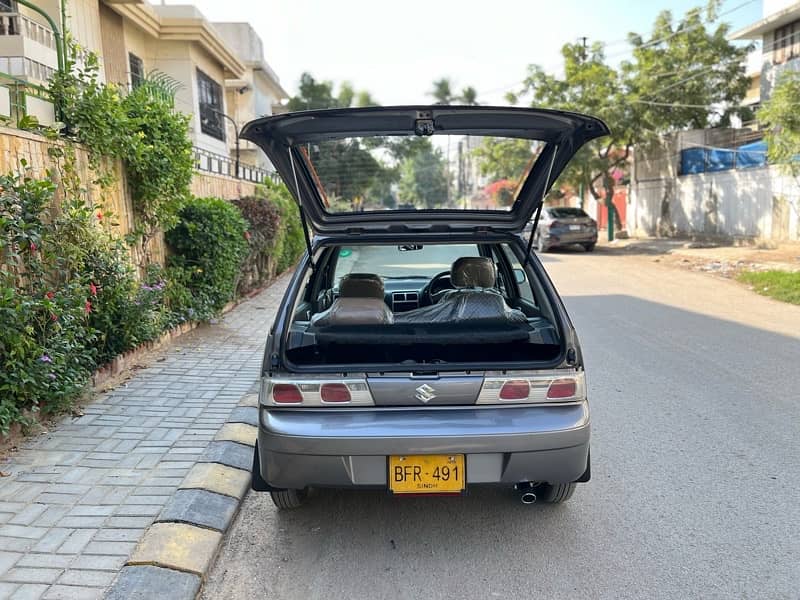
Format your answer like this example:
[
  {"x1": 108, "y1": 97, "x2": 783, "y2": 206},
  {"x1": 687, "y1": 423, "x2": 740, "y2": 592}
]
[
  {"x1": 339, "y1": 273, "x2": 384, "y2": 299},
  {"x1": 311, "y1": 297, "x2": 394, "y2": 327},
  {"x1": 451, "y1": 257, "x2": 496, "y2": 288}
]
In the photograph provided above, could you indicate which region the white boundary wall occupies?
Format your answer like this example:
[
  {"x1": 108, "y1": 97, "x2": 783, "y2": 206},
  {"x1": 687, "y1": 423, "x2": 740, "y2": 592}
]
[{"x1": 629, "y1": 165, "x2": 799, "y2": 240}]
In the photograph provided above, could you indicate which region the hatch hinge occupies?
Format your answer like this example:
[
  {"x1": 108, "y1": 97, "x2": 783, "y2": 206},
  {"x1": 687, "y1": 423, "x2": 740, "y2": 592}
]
[{"x1": 289, "y1": 148, "x2": 315, "y2": 269}]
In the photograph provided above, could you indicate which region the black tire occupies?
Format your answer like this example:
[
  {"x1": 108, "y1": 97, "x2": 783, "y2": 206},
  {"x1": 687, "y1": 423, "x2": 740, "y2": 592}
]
[
  {"x1": 270, "y1": 488, "x2": 308, "y2": 509},
  {"x1": 582, "y1": 243, "x2": 596, "y2": 252},
  {"x1": 538, "y1": 482, "x2": 576, "y2": 504}
]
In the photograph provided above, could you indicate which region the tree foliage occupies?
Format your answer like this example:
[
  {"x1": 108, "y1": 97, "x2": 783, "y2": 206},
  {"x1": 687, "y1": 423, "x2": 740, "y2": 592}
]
[
  {"x1": 758, "y1": 71, "x2": 800, "y2": 179},
  {"x1": 472, "y1": 138, "x2": 534, "y2": 182},
  {"x1": 287, "y1": 72, "x2": 377, "y2": 111},
  {"x1": 398, "y1": 142, "x2": 448, "y2": 208},
  {"x1": 509, "y1": 0, "x2": 752, "y2": 219}
]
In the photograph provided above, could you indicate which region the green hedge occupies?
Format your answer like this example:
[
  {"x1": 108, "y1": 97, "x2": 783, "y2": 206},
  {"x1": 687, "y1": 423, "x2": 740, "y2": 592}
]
[
  {"x1": 1, "y1": 170, "x2": 306, "y2": 436},
  {"x1": 165, "y1": 197, "x2": 249, "y2": 323}
]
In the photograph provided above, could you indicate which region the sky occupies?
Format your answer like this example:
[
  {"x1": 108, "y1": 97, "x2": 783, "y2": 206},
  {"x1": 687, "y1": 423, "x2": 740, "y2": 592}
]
[{"x1": 165, "y1": 0, "x2": 764, "y2": 105}]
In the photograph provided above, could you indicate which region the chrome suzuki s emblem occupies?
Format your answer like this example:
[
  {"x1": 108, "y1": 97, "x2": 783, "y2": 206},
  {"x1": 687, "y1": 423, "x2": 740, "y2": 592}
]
[{"x1": 415, "y1": 384, "x2": 437, "y2": 403}]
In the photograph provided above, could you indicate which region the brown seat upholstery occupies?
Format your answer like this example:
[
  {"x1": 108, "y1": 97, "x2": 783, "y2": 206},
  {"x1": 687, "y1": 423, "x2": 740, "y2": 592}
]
[{"x1": 311, "y1": 273, "x2": 393, "y2": 326}]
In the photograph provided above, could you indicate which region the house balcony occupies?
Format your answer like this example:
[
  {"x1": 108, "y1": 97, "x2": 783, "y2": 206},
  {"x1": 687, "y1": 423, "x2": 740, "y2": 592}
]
[{"x1": 0, "y1": 13, "x2": 58, "y2": 84}]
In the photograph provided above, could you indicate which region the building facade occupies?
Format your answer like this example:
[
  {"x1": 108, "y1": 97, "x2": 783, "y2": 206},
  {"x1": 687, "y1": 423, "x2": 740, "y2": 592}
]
[
  {"x1": 731, "y1": 0, "x2": 800, "y2": 102},
  {"x1": 0, "y1": 0, "x2": 286, "y2": 177}
]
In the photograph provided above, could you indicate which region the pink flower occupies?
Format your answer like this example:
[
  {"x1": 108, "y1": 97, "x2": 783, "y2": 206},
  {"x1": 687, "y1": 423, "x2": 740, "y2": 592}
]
[
  {"x1": 84, "y1": 300, "x2": 92, "y2": 314},
  {"x1": 29, "y1": 242, "x2": 37, "y2": 252},
  {"x1": 45, "y1": 291, "x2": 54, "y2": 299},
  {"x1": 96, "y1": 210, "x2": 103, "y2": 221},
  {"x1": 50, "y1": 313, "x2": 58, "y2": 321},
  {"x1": 89, "y1": 282, "x2": 98, "y2": 296}
]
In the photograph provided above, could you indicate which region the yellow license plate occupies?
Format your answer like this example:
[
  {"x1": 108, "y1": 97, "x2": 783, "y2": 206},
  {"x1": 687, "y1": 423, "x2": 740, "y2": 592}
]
[{"x1": 389, "y1": 454, "x2": 465, "y2": 494}]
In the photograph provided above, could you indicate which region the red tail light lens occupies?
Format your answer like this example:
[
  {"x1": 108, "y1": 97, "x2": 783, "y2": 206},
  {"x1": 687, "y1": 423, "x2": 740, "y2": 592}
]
[
  {"x1": 549, "y1": 220, "x2": 562, "y2": 229},
  {"x1": 547, "y1": 379, "x2": 577, "y2": 399},
  {"x1": 321, "y1": 383, "x2": 351, "y2": 403},
  {"x1": 272, "y1": 383, "x2": 303, "y2": 404},
  {"x1": 499, "y1": 380, "x2": 530, "y2": 400}
]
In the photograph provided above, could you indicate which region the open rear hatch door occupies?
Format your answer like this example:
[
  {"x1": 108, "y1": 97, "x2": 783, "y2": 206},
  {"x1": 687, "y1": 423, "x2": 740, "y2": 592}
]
[{"x1": 240, "y1": 106, "x2": 609, "y2": 237}]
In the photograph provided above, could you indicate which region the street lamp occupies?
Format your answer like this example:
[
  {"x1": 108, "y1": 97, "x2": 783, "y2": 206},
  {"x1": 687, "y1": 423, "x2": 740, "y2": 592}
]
[{"x1": 209, "y1": 108, "x2": 240, "y2": 179}]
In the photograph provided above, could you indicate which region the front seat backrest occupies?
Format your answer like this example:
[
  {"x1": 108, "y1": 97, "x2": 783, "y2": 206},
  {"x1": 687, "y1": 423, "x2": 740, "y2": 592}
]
[
  {"x1": 311, "y1": 273, "x2": 393, "y2": 326},
  {"x1": 451, "y1": 256, "x2": 496, "y2": 288}
]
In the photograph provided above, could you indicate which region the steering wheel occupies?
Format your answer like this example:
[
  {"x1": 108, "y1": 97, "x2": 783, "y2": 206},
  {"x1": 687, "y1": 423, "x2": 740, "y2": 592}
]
[{"x1": 421, "y1": 271, "x2": 455, "y2": 306}]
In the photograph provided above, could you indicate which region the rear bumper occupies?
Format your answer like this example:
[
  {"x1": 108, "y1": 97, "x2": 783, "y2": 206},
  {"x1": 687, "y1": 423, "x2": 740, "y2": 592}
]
[
  {"x1": 257, "y1": 403, "x2": 590, "y2": 488},
  {"x1": 542, "y1": 230, "x2": 597, "y2": 246}
]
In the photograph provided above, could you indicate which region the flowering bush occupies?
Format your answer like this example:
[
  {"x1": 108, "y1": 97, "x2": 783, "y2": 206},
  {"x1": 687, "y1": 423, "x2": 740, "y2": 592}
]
[{"x1": 0, "y1": 173, "x2": 98, "y2": 433}]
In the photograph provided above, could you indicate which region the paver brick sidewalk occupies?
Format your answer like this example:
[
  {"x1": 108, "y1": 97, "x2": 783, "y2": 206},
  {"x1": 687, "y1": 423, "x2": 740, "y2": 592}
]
[{"x1": 0, "y1": 273, "x2": 290, "y2": 600}]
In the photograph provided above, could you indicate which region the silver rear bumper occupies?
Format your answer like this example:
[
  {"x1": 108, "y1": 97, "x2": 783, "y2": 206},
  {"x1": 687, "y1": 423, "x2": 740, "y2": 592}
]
[{"x1": 257, "y1": 403, "x2": 590, "y2": 488}]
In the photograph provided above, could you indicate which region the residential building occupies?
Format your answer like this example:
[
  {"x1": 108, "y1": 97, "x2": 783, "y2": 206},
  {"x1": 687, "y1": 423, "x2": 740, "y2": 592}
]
[
  {"x1": 212, "y1": 22, "x2": 289, "y2": 172},
  {"x1": 100, "y1": 2, "x2": 246, "y2": 158},
  {"x1": 0, "y1": 0, "x2": 285, "y2": 179},
  {"x1": 731, "y1": 0, "x2": 800, "y2": 102}
]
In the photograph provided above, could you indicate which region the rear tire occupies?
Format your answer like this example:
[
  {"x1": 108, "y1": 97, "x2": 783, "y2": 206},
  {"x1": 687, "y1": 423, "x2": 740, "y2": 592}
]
[
  {"x1": 538, "y1": 482, "x2": 576, "y2": 503},
  {"x1": 582, "y1": 243, "x2": 595, "y2": 252},
  {"x1": 270, "y1": 488, "x2": 308, "y2": 509}
]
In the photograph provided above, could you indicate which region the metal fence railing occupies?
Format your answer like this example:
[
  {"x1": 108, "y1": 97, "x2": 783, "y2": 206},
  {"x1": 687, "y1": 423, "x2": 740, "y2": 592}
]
[
  {"x1": 192, "y1": 146, "x2": 279, "y2": 184},
  {"x1": 0, "y1": 71, "x2": 53, "y2": 125}
]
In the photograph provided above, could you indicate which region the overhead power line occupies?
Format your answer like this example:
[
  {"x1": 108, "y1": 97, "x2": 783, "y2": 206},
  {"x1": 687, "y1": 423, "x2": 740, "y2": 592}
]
[{"x1": 478, "y1": 0, "x2": 758, "y2": 100}]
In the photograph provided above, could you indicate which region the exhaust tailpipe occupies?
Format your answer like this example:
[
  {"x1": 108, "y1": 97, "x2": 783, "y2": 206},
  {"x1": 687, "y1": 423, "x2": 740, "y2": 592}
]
[{"x1": 515, "y1": 482, "x2": 537, "y2": 505}]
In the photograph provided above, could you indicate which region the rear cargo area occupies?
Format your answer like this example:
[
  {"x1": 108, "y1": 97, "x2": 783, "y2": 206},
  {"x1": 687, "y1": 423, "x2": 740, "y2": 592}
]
[{"x1": 285, "y1": 319, "x2": 561, "y2": 366}]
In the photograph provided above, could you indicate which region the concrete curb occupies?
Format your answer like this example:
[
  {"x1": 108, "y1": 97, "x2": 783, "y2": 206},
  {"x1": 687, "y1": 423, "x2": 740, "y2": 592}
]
[{"x1": 104, "y1": 392, "x2": 259, "y2": 599}]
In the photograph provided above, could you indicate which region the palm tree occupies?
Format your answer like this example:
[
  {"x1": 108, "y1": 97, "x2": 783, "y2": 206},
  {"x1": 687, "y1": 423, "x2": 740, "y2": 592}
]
[
  {"x1": 430, "y1": 78, "x2": 454, "y2": 105},
  {"x1": 459, "y1": 86, "x2": 478, "y2": 105}
]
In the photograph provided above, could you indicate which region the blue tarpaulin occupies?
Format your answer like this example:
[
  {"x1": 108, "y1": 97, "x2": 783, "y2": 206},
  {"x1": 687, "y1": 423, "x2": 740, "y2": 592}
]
[
  {"x1": 680, "y1": 148, "x2": 706, "y2": 174},
  {"x1": 679, "y1": 140, "x2": 768, "y2": 175},
  {"x1": 736, "y1": 141, "x2": 768, "y2": 169}
]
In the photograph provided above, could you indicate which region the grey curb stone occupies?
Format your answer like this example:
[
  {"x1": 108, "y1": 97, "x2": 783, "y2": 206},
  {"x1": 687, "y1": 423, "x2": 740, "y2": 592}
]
[
  {"x1": 227, "y1": 407, "x2": 259, "y2": 427},
  {"x1": 105, "y1": 565, "x2": 200, "y2": 600},
  {"x1": 157, "y1": 489, "x2": 238, "y2": 533},
  {"x1": 199, "y1": 441, "x2": 253, "y2": 472}
]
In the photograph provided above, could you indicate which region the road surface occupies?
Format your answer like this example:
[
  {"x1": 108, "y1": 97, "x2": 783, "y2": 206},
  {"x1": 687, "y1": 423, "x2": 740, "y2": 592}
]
[{"x1": 202, "y1": 246, "x2": 800, "y2": 600}]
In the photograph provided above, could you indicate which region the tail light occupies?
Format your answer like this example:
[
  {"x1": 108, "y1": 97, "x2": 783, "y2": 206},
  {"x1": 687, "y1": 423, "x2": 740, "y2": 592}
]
[
  {"x1": 547, "y1": 379, "x2": 577, "y2": 399},
  {"x1": 499, "y1": 380, "x2": 530, "y2": 400},
  {"x1": 321, "y1": 383, "x2": 351, "y2": 403},
  {"x1": 262, "y1": 379, "x2": 373, "y2": 407},
  {"x1": 478, "y1": 371, "x2": 585, "y2": 404},
  {"x1": 272, "y1": 384, "x2": 303, "y2": 404},
  {"x1": 549, "y1": 220, "x2": 562, "y2": 229}
]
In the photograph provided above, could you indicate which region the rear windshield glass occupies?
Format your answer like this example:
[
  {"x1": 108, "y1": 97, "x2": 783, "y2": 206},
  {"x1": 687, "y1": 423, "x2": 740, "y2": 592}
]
[
  {"x1": 299, "y1": 135, "x2": 543, "y2": 213},
  {"x1": 547, "y1": 207, "x2": 589, "y2": 218}
]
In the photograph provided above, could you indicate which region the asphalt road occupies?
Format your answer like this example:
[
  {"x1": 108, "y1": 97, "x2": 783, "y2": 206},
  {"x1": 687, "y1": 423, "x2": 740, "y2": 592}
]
[{"x1": 202, "y1": 246, "x2": 800, "y2": 600}]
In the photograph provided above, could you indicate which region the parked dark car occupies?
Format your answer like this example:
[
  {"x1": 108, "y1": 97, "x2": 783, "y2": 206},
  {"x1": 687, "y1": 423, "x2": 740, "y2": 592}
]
[
  {"x1": 240, "y1": 105, "x2": 609, "y2": 508},
  {"x1": 527, "y1": 207, "x2": 598, "y2": 252}
]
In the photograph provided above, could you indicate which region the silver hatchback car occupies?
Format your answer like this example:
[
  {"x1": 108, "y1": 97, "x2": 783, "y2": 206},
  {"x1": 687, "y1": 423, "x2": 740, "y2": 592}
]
[{"x1": 241, "y1": 106, "x2": 608, "y2": 508}]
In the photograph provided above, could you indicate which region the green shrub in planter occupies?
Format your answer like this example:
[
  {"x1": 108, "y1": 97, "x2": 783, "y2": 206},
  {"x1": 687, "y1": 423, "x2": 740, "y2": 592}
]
[{"x1": 165, "y1": 197, "x2": 249, "y2": 322}]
